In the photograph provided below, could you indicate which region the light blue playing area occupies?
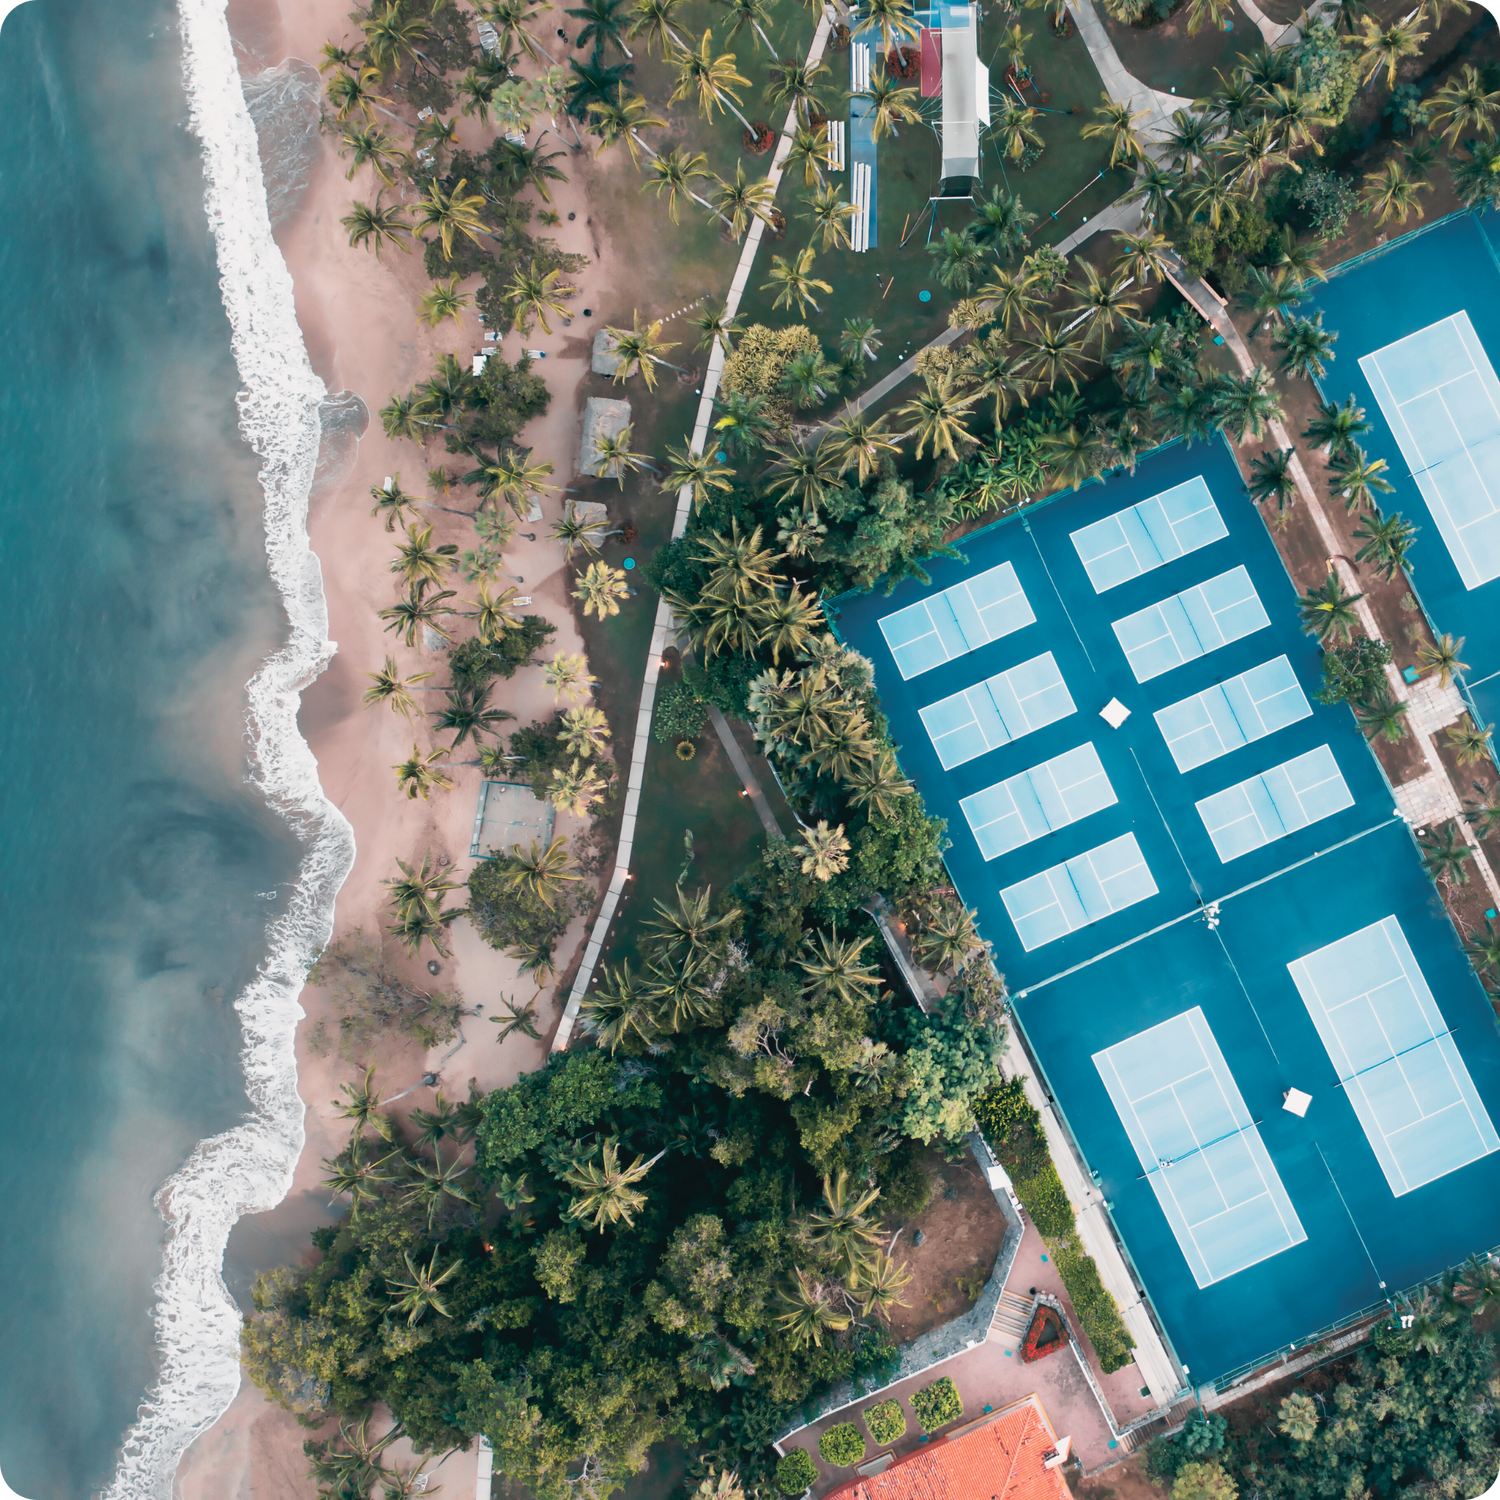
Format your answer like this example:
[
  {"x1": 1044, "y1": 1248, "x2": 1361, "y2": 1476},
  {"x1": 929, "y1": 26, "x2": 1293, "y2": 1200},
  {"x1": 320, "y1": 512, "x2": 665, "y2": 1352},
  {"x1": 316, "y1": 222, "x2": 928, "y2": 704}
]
[
  {"x1": 959, "y1": 743, "x2": 1117, "y2": 861},
  {"x1": 1094, "y1": 1008, "x2": 1308, "y2": 1288},
  {"x1": 918, "y1": 651, "x2": 1076, "y2": 770},
  {"x1": 1359, "y1": 312, "x2": 1500, "y2": 591},
  {"x1": 1113, "y1": 567, "x2": 1270, "y2": 683},
  {"x1": 877, "y1": 562, "x2": 1035, "y2": 678},
  {"x1": 1154, "y1": 656, "x2": 1312, "y2": 773},
  {"x1": 1288, "y1": 916, "x2": 1500, "y2": 1197},
  {"x1": 1196, "y1": 745, "x2": 1354, "y2": 863},
  {"x1": 1070, "y1": 476, "x2": 1229, "y2": 593},
  {"x1": 1000, "y1": 833, "x2": 1157, "y2": 951}
]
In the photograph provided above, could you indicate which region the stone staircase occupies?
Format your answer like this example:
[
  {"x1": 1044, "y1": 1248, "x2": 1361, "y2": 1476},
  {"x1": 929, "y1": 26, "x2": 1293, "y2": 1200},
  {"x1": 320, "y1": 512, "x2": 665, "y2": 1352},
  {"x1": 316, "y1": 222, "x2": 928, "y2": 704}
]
[
  {"x1": 1119, "y1": 1397, "x2": 1200, "y2": 1453},
  {"x1": 988, "y1": 1290, "x2": 1035, "y2": 1349}
]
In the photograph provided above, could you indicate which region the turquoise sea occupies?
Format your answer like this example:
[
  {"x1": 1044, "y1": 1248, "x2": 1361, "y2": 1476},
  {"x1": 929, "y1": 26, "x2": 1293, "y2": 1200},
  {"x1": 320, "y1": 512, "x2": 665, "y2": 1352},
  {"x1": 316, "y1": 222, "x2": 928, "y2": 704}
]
[{"x1": 0, "y1": 0, "x2": 347, "y2": 1494}]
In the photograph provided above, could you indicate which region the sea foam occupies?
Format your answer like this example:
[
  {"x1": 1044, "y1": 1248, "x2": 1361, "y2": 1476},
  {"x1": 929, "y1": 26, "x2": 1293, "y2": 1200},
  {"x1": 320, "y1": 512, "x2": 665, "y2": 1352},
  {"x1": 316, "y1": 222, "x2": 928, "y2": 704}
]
[{"x1": 103, "y1": 0, "x2": 356, "y2": 1493}]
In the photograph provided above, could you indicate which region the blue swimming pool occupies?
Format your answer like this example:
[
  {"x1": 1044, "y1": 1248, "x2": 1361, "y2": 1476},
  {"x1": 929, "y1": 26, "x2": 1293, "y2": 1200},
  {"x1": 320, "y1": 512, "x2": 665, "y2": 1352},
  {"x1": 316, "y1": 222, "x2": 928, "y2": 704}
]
[
  {"x1": 1307, "y1": 209, "x2": 1500, "y2": 725},
  {"x1": 830, "y1": 437, "x2": 1500, "y2": 1378}
]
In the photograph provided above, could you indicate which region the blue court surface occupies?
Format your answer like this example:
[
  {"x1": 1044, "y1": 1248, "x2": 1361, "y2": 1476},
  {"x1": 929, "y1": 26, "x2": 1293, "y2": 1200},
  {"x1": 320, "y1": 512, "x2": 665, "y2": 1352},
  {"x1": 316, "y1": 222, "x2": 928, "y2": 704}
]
[
  {"x1": 1307, "y1": 211, "x2": 1500, "y2": 726},
  {"x1": 828, "y1": 437, "x2": 1500, "y2": 1377}
]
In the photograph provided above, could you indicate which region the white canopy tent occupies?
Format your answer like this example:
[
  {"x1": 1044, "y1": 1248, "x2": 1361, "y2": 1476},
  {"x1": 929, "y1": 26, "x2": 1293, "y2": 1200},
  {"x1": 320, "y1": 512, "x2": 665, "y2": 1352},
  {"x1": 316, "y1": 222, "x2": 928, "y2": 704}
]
[{"x1": 938, "y1": 2, "x2": 989, "y2": 184}]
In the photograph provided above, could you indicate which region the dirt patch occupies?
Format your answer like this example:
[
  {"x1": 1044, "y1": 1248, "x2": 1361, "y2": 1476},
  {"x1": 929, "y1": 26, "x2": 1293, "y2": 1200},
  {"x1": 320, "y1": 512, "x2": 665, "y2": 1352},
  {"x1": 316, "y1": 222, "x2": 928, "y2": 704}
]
[
  {"x1": 1077, "y1": 1454, "x2": 1168, "y2": 1500},
  {"x1": 880, "y1": 1148, "x2": 1006, "y2": 1343}
]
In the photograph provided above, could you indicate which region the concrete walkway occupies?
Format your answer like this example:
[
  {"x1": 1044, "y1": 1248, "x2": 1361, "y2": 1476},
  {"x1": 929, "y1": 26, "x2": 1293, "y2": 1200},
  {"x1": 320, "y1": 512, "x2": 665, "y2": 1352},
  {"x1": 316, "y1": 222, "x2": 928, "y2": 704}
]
[
  {"x1": 708, "y1": 705, "x2": 783, "y2": 838},
  {"x1": 552, "y1": 12, "x2": 834, "y2": 1049},
  {"x1": 1064, "y1": 0, "x2": 1185, "y2": 151}
]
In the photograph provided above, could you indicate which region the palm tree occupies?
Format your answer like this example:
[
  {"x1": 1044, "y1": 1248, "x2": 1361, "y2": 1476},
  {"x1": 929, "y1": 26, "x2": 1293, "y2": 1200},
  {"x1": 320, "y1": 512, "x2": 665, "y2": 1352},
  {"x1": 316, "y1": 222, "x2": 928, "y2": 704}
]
[
  {"x1": 858, "y1": 68, "x2": 922, "y2": 141},
  {"x1": 1112, "y1": 228, "x2": 1172, "y2": 287},
  {"x1": 1298, "y1": 572, "x2": 1364, "y2": 642},
  {"x1": 1161, "y1": 108, "x2": 1215, "y2": 171},
  {"x1": 608, "y1": 314, "x2": 682, "y2": 393},
  {"x1": 899, "y1": 373, "x2": 980, "y2": 461},
  {"x1": 1354, "y1": 508, "x2": 1419, "y2": 581},
  {"x1": 927, "y1": 227, "x2": 986, "y2": 294},
  {"x1": 764, "y1": 437, "x2": 840, "y2": 515},
  {"x1": 689, "y1": 298, "x2": 742, "y2": 353},
  {"x1": 765, "y1": 54, "x2": 830, "y2": 122},
  {"x1": 1329, "y1": 446, "x2": 1394, "y2": 511},
  {"x1": 341, "y1": 124, "x2": 406, "y2": 185},
  {"x1": 388, "y1": 1248, "x2": 462, "y2": 1324},
  {"x1": 468, "y1": 447, "x2": 556, "y2": 514},
  {"x1": 569, "y1": 0, "x2": 634, "y2": 55},
  {"x1": 574, "y1": 560, "x2": 631, "y2": 618},
  {"x1": 802, "y1": 184, "x2": 856, "y2": 251},
  {"x1": 391, "y1": 523, "x2": 457, "y2": 594},
  {"x1": 763, "y1": 247, "x2": 834, "y2": 317},
  {"x1": 1304, "y1": 394, "x2": 1371, "y2": 459},
  {"x1": 587, "y1": 87, "x2": 668, "y2": 167},
  {"x1": 1184, "y1": 0, "x2": 1234, "y2": 33},
  {"x1": 379, "y1": 586, "x2": 458, "y2": 647},
  {"x1": 363, "y1": 657, "x2": 437, "y2": 721},
  {"x1": 1021, "y1": 322, "x2": 1088, "y2": 393},
  {"x1": 1447, "y1": 714, "x2": 1493, "y2": 765},
  {"x1": 341, "y1": 194, "x2": 413, "y2": 258},
  {"x1": 335, "y1": 1065, "x2": 394, "y2": 1142},
  {"x1": 1363, "y1": 158, "x2": 1428, "y2": 227},
  {"x1": 1043, "y1": 426, "x2": 1099, "y2": 490},
  {"x1": 784, "y1": 124, "x2": 833, "y2": 187},
  {"x1": 775, "y1": 1268, "x2": 851, "y2": 1347},
  {"x1": 415, "y1": 113, "x2": 461, "y2": 161},
  {"x1": 506, "y1": 259, "x2": 575, "y2": 334},
  {"x1": 506, "y1": 835, "x2": 582, "y2": 908},
  {"x1": 712, "y1": 163, "x2": 777, "y2": 241},
  {"x1": 1356, "y1": 15, "x2": 1429, "y2": 89},
  {"x1": 417, "y1": 277, "x2": 471, "y2": 329},
  {"x1": 646, "y1": 147, "x2": 716, "y2": 223},
  {"x1": 662, "y1": 442, "x2": 735, "y2": 511},
  {"x1": 552, "y1": 513, "x2": 604, "y2": 560},
  {"x1": 1265, "y1": 83, "x2": 1334, "y2": 156},
  {"x1": 799, "y1": 820, "x2": 851, "y2": 881},
  {"x1": 855, "y1": 0, "x2": 919, "y2": 50},
  {"x1": 1423, "y1": 822, "x2": 1474, "y2": 885},
  {"x1": 839, "y1": 317, "x2": 882, "y2": 366},
  {"x1": 644, "y1": 884, "x2": 741, "y2": 959},
  {"x1": 413, "y1": 178, "x2": 488, "y2": 261},
  {"x1": 435, "y1": 684, "x2": 512, "y2": 750},
  {"x1": 543, "y1": 652, "x2": 597, "y2": 702},
  {"x1": 362, "y1": 2, "x2": 429, "y2": 72},
  {"x1": 1222, "y1": 119, "x2": 1294, "y2": 193},
  {"x1": 325, "y1": 64, "x2": 388, "y2": 121},
  {"x1": 595, "y1": 427, "x2": 654, "y2": 489},
  {"x1": 1081, "y1": 94, "x2": 1148, "y2": 167},
  {"x1": 972, "y1": 186, "x2": 1036, "y2": 259},
  {"x1": 670, "y1": 32, "x2": 754, "y2": 129},
  {"x1": 804, "y1": 1168, "x2": 884, "y2": 1281},
  {"x1": 550, "y1": 757, "x2": 608, "y2": 815},
  {"x1": 1070, "y1": 263, "x2": 1140, "y2": 353},
  {"x1": 1275, "y1": 228, "x2": 1327, "y2": 288},
  {"x1": 394, "y1": 743, "x2": 457, "y2": 799},
  {"x1": 1357, "y1": 692, "x2": 1409, "y2": 742},
  {"x1": 384, "y1": 851, "x2": 462, "y2": 923},
  {"x1": 1125, "y1": 159, "x2": 1179, "y2": 223},
  {"x1": 467, "y1": 580, "x2": 523, "y2": 644},
  {"x1": 1464, "y1": 792, "x2": 1500, "y2": 841},
  {"x1": 913, "y1": 902, "x2": 980, "y2": 974},
  {"x1": 780, "y1": 347, "x2": 839, "y2": 409},
  {"x1": 824, "y1": 408, "x2": 900, "y2": 485},
  {"x1": 581, "y1": 960, "x2": 659, "y2": 1051},
  {"x1": 1428, "y1": 64, "x2": 1500, "y2": 146},
  {"x1": 848, "y1": 747, "x2": 913, "y2": 819},
  {"x1": 1181, "y1": 162, "x2": 1242, "y2": 233},
  {"x1": 979, "y1": 266, "x2": 1046, "y2": 336},
  {"x1": 403, "y1": 1149, "x2": 474, "y2": 1228},
  {"x1": 493, "y1": 993, "x2": 543, "y2": 1041},
  {"x1": 494, "y1": 139, "x2": 570, "y2": 203},
  {"x1": 992, "y1": 100, "x2": 1043, "y2": 162},
  {"x1": 322, "y1": 1133, "x2": 398, "y2": 1208},
  {"x1": 563, "y1": 1139, "x2": 664, "y2": 1231},
  {"x1": 1419, "y1": 632, "x2": 1469, "y2": 688},
  {"x1": 1448, "y1": 1252, "x2": 1500, "y2": 1317},
  {"x1": 1246, "y1": 447, "x2": 1297, "y2": 510},
  {"x1": 1212, "y1": 366, "x2": 1285, "y2": 443},
  {"x1": 629, "y1": 0, "x2": 691, "y2": 56},
  {"x1": 1273, "y1": 313, "x2": 1338, "y2": 381},
  {"x1": 859, "y1": 1250, "x2": 913, "y2": 1319},
  {"x1": 713, "y1": 393, "x2": 776, "y2": 455},
  {"x1": 720, "y1": 0, "x2": 777, "y2": 51},
  {"x1": 797, "y1": 929, "x2": 880, "y2": 1005}
]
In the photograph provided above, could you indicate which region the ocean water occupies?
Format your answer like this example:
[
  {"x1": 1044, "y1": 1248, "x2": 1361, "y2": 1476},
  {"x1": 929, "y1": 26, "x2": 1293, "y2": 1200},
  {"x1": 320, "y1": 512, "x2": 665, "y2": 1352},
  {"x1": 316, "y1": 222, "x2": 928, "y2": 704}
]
[{"x1": 0, "y1": 0, "x2": 350, "y2": 1495}]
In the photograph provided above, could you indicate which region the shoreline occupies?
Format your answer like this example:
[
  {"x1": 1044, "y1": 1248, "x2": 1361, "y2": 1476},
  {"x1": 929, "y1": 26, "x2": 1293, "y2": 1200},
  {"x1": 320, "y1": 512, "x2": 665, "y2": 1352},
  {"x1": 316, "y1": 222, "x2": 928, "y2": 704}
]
[{"x1": 173, "y1": 0, "x2": 631, "y2": 1491}]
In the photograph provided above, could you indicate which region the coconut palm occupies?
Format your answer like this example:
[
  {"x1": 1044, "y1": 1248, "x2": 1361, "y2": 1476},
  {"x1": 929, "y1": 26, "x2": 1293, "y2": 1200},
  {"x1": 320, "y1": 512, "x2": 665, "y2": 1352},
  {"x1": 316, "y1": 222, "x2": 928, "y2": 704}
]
[
  {"x1": 762, "y1": 247, "x2": 832, "y2": 316},
  {"x1": 765, "y1": 54, "x2": 830, "y2": 121},
  {"x1": 979, "y1": 266, "x2": 1046, "y2": 336},
  {"x1": 384, "y1": 851, "x2": 462, "y2": 923},
  {"x1": 568, "y1": 0, "x2": 634, "y2": 55},
  {"x1": 797, "y1": 929, "x2": 880, "y2": 1005},
  {"x1": 413, "y1": 178, "x2": 488, "y2": 261},
  {"x1": 544, "y1": 652, "x2": 598, "y2": 703},
  {"x1": 494, "y1": 138, "x2": 570, "y2": 203},
  {"x1": 824, "y1": 408, "x2": 900, "y2": 485},
  {"x1": 505, "y1": 834, "x2": 582, "y2": 908},
  {"x1": 467, "y1": 580, "x2": 523, "y2": 643},
  {"x1": 1070, "y1": 263, "x2": 1140, "y2": 353},
  {"x1": 362, "y1": 2, "x2": 429, "y2": 71},
  {"x1": 859, "y1": 1250, "x2": 913, "y2": 1319},
  {"x1": 1448, "y1": 1252, "x2": 1500, "y2": 1316},
  {"x1": 1112, "y1": 228, "x2": 1172, "y2": 287},
  {"x1": 1161, "y1": 108, "x2": 1216, "y2": 171},
  {"x1": 1354, "y1": 508, "x2": 1419, "y2": 581},
  {"x1": 689, "y1": 299, "x2": 743, "y2": 353},
  {"x1": 855, "y1": 0, "x2": 919, "y2": 50},
  {"x1": 799, "y1": 820, "x2": 851, "y2": 882},
  {"x1": 1221, "y1": 119, "x2": 1294, "y2": 193},
  {"x1": 670, "y1": 31, "x2": 754, "y2": 128},
  {"x1": 1184, "y1": 0, "x2": 1234, "y2": 33},
  {"x1": 1356, "y1": 15, "x2": 1428, "y2": 89},
  {"x1": 784, "y1": 124, "x2": 833, "y2": 187},
  {"x1": 415, "y1": 113, "x2": 462, "y2": 161},
  {"x1": 388, "y1": 1248, "x2": 462, "y2": 1324},
  {"x1": 325, "y1": 64, "x2": 388, "y2": 121},
  {"x1": 1124, "y1": 159, "x2": 1179, "y2": 223},
  {"x1": 480, "y1": 0, "x2": 558, "y2": 59},
  {"x1": 1428, "y1": 63, "x2": 1500, "y2": 146},
  {"x1": 839, "y1": 317, "x2": 882, "y2": 366},
  {"x1": 779, "y1": 347, "x2": 839, "y2": 409},
  {"x1": 593, "y1": 424, "x2": 654, "y2": 487},
  {"x1": 403, "y1": 1148, "x2": 474, "y2": 1228},
  {"x1": 1362, "y1": 158, "x2": 1428, "y2": 226},
  {"x1": 927, "y1": 227, "x2": 986, "y2": 293},
  {"x1": 587, "y1": 87, "x2": 668, "y2": 167},
  {"x1": 964, "y1": 343, "x2": 1031, "y2": 426},
  {"x1": 1246, "y1": 447, "x2": 1297, "y2": 510},
  {"x1": 322, "y1": 1134, "x2": 398, "y2": 1208},
  {"x1": 644, "y1": 883, "x2": 740, "y2": 959},
  {"x1": 1357, "y1": 692, "x2": 1409, "y2": 743},
  {"x1": 1264, "y1": 83, "x2": 1334, "y2": 156},
  {"x1": 1464, "y1": 792, "x2": 1500, "y2": 841},
  {"x1": 391, "y1": 523, "x2": 458, "y2": 594},
  {"x1": 802, "y1": 184, "x2": 856, "y2": 251},
  {"x1": 550, "y1": 757, "x2": 608, "y2": 816},
  {"x1": 629, "y1": 0, "x2": 691, "y2": 54},
  {"x1": 1042, "y1": 426, "x2": 1098, "y2": 491},
  {"x1": 574, "y1": 561, "x2": 631, "y2": 618},
  {"x1": 899, "y1": 373, "x2": 980, "y2": 461},
  {"x1": 467, "y1": 447, "x2": 556, "y2": 514},
  {"x1": 393, "y1": 743, "x2": 457, "y2": 799},
  {"x1": 1274, "y1": 228, "x2": 1327, "y2": 289},
  {"x1": 1416, "y1": 631, "x2": 1468, "y2": 688},
  {"x1": 1081, "y1": 94, "x2": 1148, "y2": 166},
  {"x1": 1328, "y1": 445, "x2": 1394, "y2": 511},
  {"x1": 608, "y1": 314, "x2": 684, "y2": 394},
  {"x1": 1212, "y1": 365, "x2": 1285, "y2": 443},
  {"x1": 858, "y1": 68, "x2": 922, "y2": 141},
  {"x1": 775, "y1": 1268, "x2": 851, "y2": 1347},
  {"x1": 335, "y1": 1066, "x2": 394, "y2": 1142},
  {"x1": 417, "y1": 276, "x2": 471, "y2": 329},
  {"x1": 696, "y1": 519, "x2": 784, "y2": 601},
  {"x1": 581, "y1": 960, "x2": 659, "y2": 1051},
  {"x1": 1298, "y1": 572, "x2": 1364, "y2": 642},
  {"x1": 1273, "y1": 312, "x2": 1338, "y2": 381},
  {"x1": 972, "y1": 186, "x2": 1036, "y2": 259},
  {"x1": 847, "y1": 747, "x2": 913, "y2": 819},
  {"x1": 363, "y1": 657, "x2": 438, "y2": 720},
  {"x1": 1448, "y1": 714, "x2": 1493, "y2": 765},
  {"x1": 646, "y1": 147, "x2": 717, "y2": 223},
  {"x1": 456, "y1": 68, "x2": 501, "y2": 126},
  {"x1": 564, "y1": 1139, "x2": 664, "y2": 1230},
  {"x1": 992, "y1": 100, "x2": 1043, "y2": 162},
  {"x1": 341, "y1": 123, "x2": 406, "y2": 184},
  {"x1": 379, "y1": 586, "x2": 458, "y2": 647},
  {"x1": 1303, "y1": 394, "x2": 1371, "y2": 458},
  {"x1": 913, "y1": 902, "x2": 980, "y2": 975},
  {"x1": 662, "y1": 442, "x2": 736, "y2": 510},
  {"x1": 342, "y1": 194, "x2": 413, "y2": 258},
  {"x1": 764, "y1": 437, "x2": 840, "y2": 514},
  {"x1": 1020, "y1": 322, "x2": 1088, "y2": 393},
  {"x1": 435, "y1": 684, "x2": 512, "y2": 749},
  {"x1": 713, "y1": 392, "x2": 776, "y2": 455},
  {"x1": 713, "y1": 163, "x2": 778, "y2": 240},
  {"x1": 1180, "y1": 162, "x2": 1242, "y2": 233},
  {"x1": 719, "y1": 0, "x2": 776, "y2": 51},
  {"x1": 506, "y1": 259, "x2": 575, "y2": 334},
  {"x1": 552, "y1": 512, "x2": 605, "y2": 561},
  {"x1": 804, "y1": 1168, "x2": 883, "y2": 1282},
  {"x1": 1423, "y1": 822, "x2": 1474, "y2": 885}
]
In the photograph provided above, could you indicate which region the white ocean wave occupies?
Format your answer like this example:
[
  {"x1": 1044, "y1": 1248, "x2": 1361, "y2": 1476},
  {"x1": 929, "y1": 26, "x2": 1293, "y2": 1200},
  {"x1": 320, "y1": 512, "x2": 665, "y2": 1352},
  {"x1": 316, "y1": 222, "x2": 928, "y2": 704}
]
[{"x1": 103, "y1": 0, "x2": 356, "y2": 1494}]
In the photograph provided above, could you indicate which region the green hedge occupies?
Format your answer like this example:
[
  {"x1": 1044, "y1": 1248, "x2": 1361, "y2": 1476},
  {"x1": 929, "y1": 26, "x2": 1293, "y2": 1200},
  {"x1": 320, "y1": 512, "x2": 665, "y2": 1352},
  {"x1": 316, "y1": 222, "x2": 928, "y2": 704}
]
[
  {"x1": 910, "y1": 1376, "x2": 963, "y2": 1432},
  {"x1": 776, "y1": 1449, "x2": 818, "y2": 1495},
  {"x1": 819, "y1": 1423, "x2": 867, "y2": 1467},
  {"x1": 864, "y1": 1399, "x2": 907, "y2": 1445},
  {"x1": 974, "y1": 1080, "x2": 1137, "y2": 1375}
]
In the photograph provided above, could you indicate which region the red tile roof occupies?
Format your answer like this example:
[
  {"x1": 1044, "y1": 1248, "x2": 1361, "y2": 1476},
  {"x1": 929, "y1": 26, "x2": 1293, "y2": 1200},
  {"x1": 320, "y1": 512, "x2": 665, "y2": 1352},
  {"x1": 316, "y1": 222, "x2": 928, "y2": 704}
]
[{"x1": 825, "y1": 1397, "x2": 1070, "y2": 1500}]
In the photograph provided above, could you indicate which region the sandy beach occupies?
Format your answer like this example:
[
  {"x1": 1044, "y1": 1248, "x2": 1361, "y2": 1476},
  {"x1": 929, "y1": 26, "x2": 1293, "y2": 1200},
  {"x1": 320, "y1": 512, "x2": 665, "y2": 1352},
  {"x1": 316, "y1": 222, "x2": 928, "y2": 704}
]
[{"x1": 176, "y1": 0, "x2": 637, "y2": 1490}]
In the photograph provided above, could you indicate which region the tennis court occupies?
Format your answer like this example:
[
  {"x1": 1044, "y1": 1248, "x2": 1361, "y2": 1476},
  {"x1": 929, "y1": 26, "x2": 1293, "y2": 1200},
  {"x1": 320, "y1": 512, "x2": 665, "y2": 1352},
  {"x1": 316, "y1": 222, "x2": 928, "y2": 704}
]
[
  {"x1": 1000, "y1": 832, "x2": 1157, "y2": 951},
  {"x1": 1359, "y1": 312, "x2": 1500, "y2": 591},
  {"x1": 877, "y1": 561, "x2": 1035, "y2": 679},
  {"x1": 1154, "y1": 657, "x2": 1313, "y2": 773},
  {"x1": 1288, "y1": 916, "x2": 1500, "y2": 1196},
  {"x1": 1196, "y1": 745, "x2": 1354, "y2": 863},
  {"x1": 1070, "y1": 476, "x2": 1229, "y2": 593},
  {"x1": 1094, "y1": 1008, "x2": 1307, "y2": 1288},
  {"x1": 959, "y1": 742, "x2": 1117, "y2": 861},
  {"x1": 1113, "y1": 567, "x2": 1270, "y2": 683},
  {"x1": 918, "y1": 651, "x2": 1075, "y2": 769}
]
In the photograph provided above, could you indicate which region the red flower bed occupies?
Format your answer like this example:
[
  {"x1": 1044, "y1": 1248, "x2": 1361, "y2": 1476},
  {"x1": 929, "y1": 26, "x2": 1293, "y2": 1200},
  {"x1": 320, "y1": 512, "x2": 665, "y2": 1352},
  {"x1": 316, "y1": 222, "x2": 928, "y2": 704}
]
[
  {"x1": 887, "y1": 45, "x2": 920, "y2": 79},
  {"x1": 1020, "y1": 1305, "x2": 1068, "y2": 1363},
  {"x1": 743, "y1": 123, "x2": 776, "y2": 154}
]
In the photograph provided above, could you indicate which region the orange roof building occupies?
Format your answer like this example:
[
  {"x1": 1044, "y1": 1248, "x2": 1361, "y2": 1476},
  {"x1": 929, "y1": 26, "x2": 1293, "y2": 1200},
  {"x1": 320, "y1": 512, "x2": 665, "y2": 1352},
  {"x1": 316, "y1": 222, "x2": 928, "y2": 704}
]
[{"x1": 822, "y1": 1397, "x2": 1072, "y2": 1500}]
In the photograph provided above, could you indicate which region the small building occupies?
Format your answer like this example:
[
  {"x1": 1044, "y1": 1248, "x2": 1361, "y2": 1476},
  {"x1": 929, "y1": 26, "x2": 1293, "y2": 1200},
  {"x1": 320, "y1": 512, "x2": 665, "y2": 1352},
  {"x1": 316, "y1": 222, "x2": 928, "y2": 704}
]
[
  {"x1": 823, "y1": 1397, "x2": 1070, "y2": 1500},
  {"x1": 579, "y1": 396, "x2": 631, "y2": 477}
]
